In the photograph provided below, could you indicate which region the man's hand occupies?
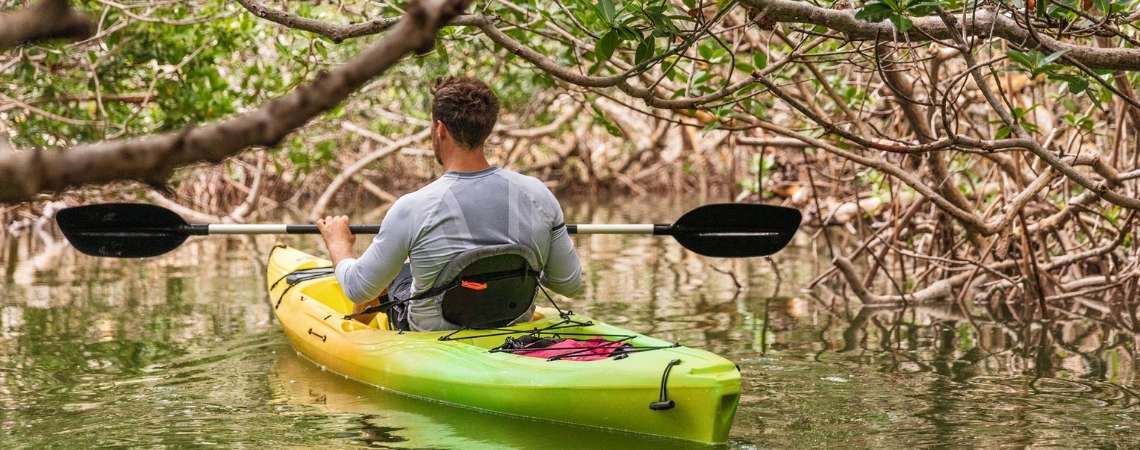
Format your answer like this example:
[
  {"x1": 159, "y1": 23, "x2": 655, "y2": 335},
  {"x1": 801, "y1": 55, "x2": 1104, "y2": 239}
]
[{"x1": 317, "y1": 215, "x2": 356, "y2": 265}]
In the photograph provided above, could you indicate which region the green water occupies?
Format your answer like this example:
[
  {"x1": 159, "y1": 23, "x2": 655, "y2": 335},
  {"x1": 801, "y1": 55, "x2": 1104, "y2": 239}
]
[{"x1": 2, "y1": 199, "x2": 1139, "y2": 448}]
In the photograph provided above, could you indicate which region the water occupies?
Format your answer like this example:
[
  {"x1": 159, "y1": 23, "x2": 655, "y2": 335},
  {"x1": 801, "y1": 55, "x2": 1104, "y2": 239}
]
[{"x1": 3, "y1": 198, "x2": 1139, "y2": 448}]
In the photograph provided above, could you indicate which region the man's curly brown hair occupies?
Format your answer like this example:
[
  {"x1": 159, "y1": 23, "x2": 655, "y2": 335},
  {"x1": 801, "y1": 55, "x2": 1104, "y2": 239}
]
[{"x1": 431, "y1": 77, "x2": 500, "y2": 149}]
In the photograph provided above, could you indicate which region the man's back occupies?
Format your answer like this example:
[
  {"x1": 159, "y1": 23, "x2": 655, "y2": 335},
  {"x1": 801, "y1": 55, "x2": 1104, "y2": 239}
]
[
  {"x1": 334, "y1": 166, "x2": 583, "y2": 330},
  {"x1": 319, "y1": 77, "x2": 581, "y2": 331}
]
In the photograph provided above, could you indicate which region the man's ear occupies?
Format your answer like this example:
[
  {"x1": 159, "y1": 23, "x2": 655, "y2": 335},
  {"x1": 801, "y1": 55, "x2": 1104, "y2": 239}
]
[{"x1": 434, "y1": 120, "x2": 448, "y2": 141}]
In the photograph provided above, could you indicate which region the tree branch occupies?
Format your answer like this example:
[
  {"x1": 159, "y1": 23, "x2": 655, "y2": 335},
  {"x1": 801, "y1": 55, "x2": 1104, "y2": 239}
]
[
  {"x1": 0, "y1": 0, "x2": 94, "y2": 50},
  {"x1": 309, "y1": 127, "x2": 430, "y2": 221},
  {"x1": 233, "y1": 0, "x2": 481, "y2": 42},
  {"x1": 232, "y1": 0, "x2": 793, "y2": 108},
  {"x1": 0, "y1": 0, "x2": 470, "y2": 204},
  {"x1": 740, "y1": 0, "x2": 1140, "y2": 72}
]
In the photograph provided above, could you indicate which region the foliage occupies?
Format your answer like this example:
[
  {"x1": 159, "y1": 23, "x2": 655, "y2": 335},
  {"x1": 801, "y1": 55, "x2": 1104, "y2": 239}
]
[
  {"x1": 5, "y1": 0, "x2": 1140, "y2": 304},
  {"x1": 855, "y1": 0, "x2": 941, "y2": 32}
]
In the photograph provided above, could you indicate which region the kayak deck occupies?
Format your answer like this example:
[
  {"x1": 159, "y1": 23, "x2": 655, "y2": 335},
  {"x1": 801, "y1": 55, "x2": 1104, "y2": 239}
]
[{"x1": 268, "y1": 245, "x2": 740, "y2": 444}]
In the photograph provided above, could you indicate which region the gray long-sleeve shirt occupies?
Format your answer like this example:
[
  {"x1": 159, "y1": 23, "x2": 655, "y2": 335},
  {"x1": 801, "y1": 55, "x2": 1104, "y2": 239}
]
[{"x1": 334, "y1": 166, "x2": 584, "y2": 318}]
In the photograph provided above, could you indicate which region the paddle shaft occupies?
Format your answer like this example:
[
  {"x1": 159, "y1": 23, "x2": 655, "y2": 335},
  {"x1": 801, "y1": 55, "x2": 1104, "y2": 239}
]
[
  {"x1": 58, "y1": 202, "x2": 800, "y2": 258},
  {"x1": 187, "y1": 224, "x2": 674, "y2": 235}
]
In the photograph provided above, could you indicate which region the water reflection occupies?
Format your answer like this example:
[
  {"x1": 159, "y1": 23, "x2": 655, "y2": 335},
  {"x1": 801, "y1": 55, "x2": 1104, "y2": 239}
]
[{"x1": 1, "y1": 196, "x2": 1139, "y2": 448}]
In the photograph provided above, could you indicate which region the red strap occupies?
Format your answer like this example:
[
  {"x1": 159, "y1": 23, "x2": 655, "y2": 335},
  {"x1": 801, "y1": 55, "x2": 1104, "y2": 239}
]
[{"x1": 460, "y1": 280, "x2": 488, "y2": 291}]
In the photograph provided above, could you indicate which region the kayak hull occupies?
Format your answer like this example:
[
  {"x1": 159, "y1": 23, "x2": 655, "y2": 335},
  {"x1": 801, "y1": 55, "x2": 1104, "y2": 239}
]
[{"x1": 268, "y1": 245, "x2": 740, "y2": 444}]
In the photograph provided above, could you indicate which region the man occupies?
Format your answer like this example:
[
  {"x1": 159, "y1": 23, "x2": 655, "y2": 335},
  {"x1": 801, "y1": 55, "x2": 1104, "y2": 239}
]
[{"x1": 316, "y1": 77, "x2": 583, "y2": 331}]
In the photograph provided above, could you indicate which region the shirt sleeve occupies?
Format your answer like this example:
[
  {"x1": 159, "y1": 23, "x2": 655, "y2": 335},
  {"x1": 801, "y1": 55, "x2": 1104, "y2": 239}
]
[
  {"x1": 334, "y1": 198, "x2": 415, "y2": 304},
  {"x1": 539, "y1": 194, "x2": 584, "y2": 298}
]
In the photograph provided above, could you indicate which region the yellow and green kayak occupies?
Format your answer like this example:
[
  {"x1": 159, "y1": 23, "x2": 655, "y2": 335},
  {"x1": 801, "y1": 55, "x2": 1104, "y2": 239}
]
[{"x1": 267, "y1": 245, "x2": 741, "y2": 445}]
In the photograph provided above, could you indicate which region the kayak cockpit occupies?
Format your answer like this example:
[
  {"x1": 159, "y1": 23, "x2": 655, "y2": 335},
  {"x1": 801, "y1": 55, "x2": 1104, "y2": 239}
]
[{"x1": 275, "y1": 272, "x2": 675, "y2": 359}]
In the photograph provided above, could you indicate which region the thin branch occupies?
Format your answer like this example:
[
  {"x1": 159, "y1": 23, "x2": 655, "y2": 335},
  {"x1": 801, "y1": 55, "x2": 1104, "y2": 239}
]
[{"x1": 309, "y1": 128, "x2": 431, "y2": 221}]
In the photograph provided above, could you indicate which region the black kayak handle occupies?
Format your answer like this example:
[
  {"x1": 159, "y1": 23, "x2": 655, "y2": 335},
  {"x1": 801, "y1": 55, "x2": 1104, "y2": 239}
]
[{"x1": 650, "y1": 359, "x2": 682, "y2": 410}]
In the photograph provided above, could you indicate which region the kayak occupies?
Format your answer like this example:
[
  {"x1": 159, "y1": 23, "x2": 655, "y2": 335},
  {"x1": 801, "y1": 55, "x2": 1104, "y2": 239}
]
[{"x1": 267, "y1": 245, "x2": 741, "y2": 444}]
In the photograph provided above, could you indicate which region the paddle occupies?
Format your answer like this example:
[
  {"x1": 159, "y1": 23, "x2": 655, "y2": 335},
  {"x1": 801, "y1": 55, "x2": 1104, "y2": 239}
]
[{"x1": 56, "y1": 202, "x2": 800, "y2": 258}]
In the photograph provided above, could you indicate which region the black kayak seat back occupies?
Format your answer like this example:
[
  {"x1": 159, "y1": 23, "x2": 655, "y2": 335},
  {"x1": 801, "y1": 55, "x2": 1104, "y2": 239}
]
[{"x1": 433, "y1": 244, "x2": 541, "y2": 329}]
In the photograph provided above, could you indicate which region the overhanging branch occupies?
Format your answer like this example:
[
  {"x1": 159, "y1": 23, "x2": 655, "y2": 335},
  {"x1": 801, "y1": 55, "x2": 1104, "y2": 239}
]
[{"x1": 0, "y1": 0, "x2": 470, "y2": 204}]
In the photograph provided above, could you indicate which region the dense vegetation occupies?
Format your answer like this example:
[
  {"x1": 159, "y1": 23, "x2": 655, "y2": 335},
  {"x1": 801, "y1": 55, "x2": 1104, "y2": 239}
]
[{"x1": 4, "y1": 0, "x2": 1140, "y2": 309}]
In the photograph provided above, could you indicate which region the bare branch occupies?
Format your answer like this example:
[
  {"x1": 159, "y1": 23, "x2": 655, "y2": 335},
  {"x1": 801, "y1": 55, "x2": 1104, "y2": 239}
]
[{"x1": 309, "y1": 128, "x2": 430, "y2": 221}]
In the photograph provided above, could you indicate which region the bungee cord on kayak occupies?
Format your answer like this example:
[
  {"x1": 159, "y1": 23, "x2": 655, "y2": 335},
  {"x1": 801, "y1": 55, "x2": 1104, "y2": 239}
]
[
  {"x1": 269, "y1": 263, "x2": 336, "y2": 310},
  {"x1": 272, "y1": 251, "x2": 681, "y2": 363},
  {"x1": 650, "y1": 360, "x2": 684, "y2": 411}
]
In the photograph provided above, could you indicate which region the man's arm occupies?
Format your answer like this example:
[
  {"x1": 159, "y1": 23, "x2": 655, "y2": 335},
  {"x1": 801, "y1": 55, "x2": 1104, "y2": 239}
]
[
  {"x1": 317, "y1": 215, "x2": 371, "y2": 318},
  {"x1": 542, "y1": 222, "x2": 584, "y2": 297},
  {"x1": 538, "y1": 192, "x2": 584, "y2": 297},
  {"x1": 318, "y1": 215, "x2": 357, "y2": 267},
  {"x1": 318, "y1": 201, "x2": 414, "y2": 306}
]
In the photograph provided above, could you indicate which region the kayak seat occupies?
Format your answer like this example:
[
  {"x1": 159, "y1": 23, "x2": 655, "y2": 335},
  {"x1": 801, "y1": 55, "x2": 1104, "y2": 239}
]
[
  {"x1": 427, "y1": 244, "x2": 541, "y2": 329},
  {"x1": 367, "y1": 313, "x2": 391, "y2": 330}
]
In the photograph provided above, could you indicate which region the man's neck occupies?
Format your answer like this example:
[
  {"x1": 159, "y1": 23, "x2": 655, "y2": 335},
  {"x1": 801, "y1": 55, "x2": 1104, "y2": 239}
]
[{"x1": 442, "y1": 146, "x2": 492, "y2": 173}]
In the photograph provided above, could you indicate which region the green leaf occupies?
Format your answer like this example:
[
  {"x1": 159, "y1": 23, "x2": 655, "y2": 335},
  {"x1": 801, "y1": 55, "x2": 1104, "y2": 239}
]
[
  {"x1": 437, "y1": 43, "x2": 449, "y2": 65},
  {"x1": 1037, "y1": 64, "x2": 1063, "y2": 77},
  {"x1": 1041, "y1": 49, "x2": 1072, "y2": 66},
  {"x1": 698, "y1": 42, "x2": 716, "y2": 60},
  {"x1": 587, "y1": 60, "x2": 604, "y2": 75},
  {"x1": 708, "y1": 46, "x2": 728, "y2": 64},
  {"x1": 855, "y1": 3, "x2": 894, "y2": 22},
  {"x1": 591, "y1": 105, "x2": 624, "y2": 137},
  {"x1": 1067, "y1": 77, "x2": 1088, "y2": 94},
  {"x1": 692, "y1": 70, "x2": 712, "y2": 85},
  {"x1": 596, "y1": 29, "x2": 620, "y2": 63},
  {"x1": 646, "y1": 11, "x2": 679, "y2": 36},
  {"x1": 1010, "y1": 106, "x2": 1028, "y2": 121},
  {"x1": 596, "y1": 0, "x2": 616, "y2": 24},
  {"x1": 1063, "y1": 74, "x2": 1095, "y2": 99},
  {"x1": 996, "y1": 125, "x2": 1011, "y2": 139},
  {"x1": 1007, "y1": 50, "x2": 1034, "y2": 71},
  {"x1": 1022, "y1": 121, "x2": 1040, "y2": 135},
  {"x1": 753, "y1": 51, "x2": 768, "y2": 70},
  {"x1": 635, "y1": 36, "x2": 655, "y2": 65},
  {"x1": 615, "y1": 25, "x2": 639, "y2": 41},
  {"x1": 906, "y1": 0, "x2": 941, "y2": 15},
  {"x1": 890, "y1": 15, "x2": 914, "y2": 32}
]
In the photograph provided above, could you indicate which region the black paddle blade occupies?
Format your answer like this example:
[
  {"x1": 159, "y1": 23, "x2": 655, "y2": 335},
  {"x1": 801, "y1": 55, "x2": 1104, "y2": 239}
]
[
  {"x1": 57, "y1": 203, "x2": 190, "y2": 258},
  {"x1": 670, "y1": 203, "x2": 801, "y2": 257}
]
